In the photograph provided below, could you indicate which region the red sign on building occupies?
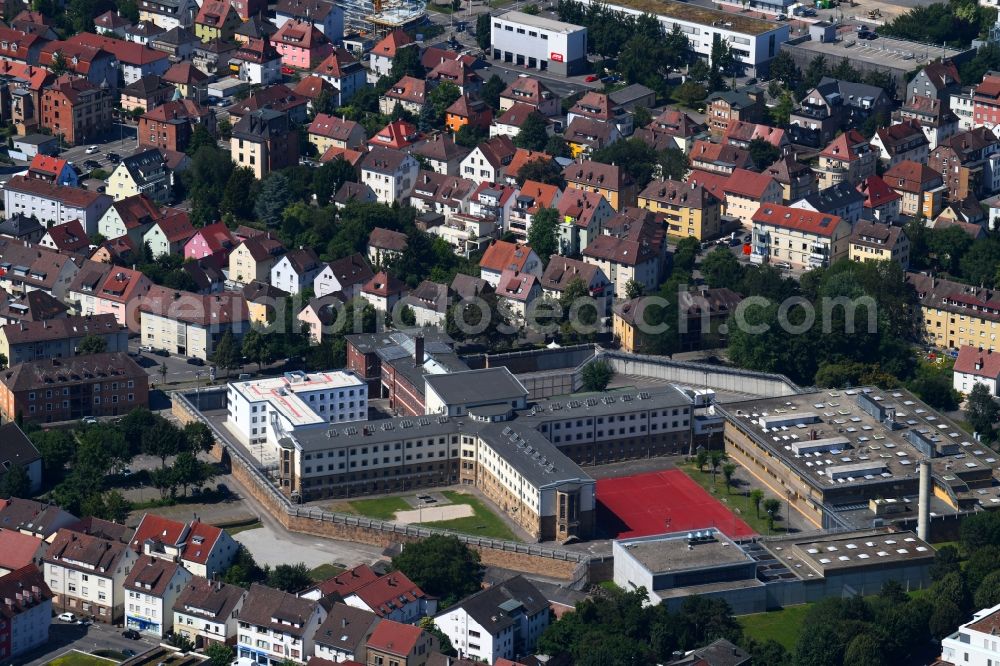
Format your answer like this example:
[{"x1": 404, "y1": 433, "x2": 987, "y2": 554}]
[{"x1": 550, "y1": 52, "x2": 564, "y2": 62}]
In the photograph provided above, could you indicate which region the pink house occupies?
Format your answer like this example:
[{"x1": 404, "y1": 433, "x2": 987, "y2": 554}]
[
  {"x1": 270, "y1": 19, "x2": 332, "y2": 70},
  {"x1": 185, "y1": 222, "x2": 237, "y2": 261}
]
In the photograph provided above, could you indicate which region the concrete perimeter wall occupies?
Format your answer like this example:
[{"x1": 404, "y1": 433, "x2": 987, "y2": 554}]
[
  {"x1": 596, "y1": 351, "x2": 802, "y2": 398},
  {"x1": 172, "y1": 391, "x2": 604, "y2": 584}
]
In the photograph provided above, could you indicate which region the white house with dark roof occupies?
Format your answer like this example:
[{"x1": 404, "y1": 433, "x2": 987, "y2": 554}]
[
  {"x1": 360, "y1": 147, "x2": 419, "y2": 205},
  {"x1": 3, "y1": 176, "x2": 112, "y2": 235},
  {"x1": 124, "y1": 555, "x2": 192, "y2": 637},
  {"x1": 954, "y1": 345, "x2": 1000, "y2": 396},
  {"x1": 436, "y1": 575, "x2": 549, "y2": 664},
  {"x1": 312, "y1": 603, "x2": 380, "y2": 663},
  {"x1": 237, "y1": 584, "x2": 327, "y2": 665},
  {"x1": 313, "y1": 253, "x2": 373, "y2": 300},
  {"x1": 173, "y1": 577, "x2": 247, "y2": 648},
  {"x1": 43, "y1": 529, "x2": 137, "y2": 623},
  {"x1": 270, "y1": 248, "x2": 323, "y2": 294}
]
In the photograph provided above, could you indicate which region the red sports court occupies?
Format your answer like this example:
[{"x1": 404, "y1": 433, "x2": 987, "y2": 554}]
[{"x1": 596, "y1": 469, "x2": 756, "y2": 540}]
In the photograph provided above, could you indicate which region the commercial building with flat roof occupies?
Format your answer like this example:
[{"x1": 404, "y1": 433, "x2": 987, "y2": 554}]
[
  {"x1": 227, "y1": 370, "x2": 367, "y2": 451},
  {"x1": 490, "y1": 11, "x2": 587, "y2": 77},
  {"x1": 719, "y1": 387, "x2": 999, "y2": 531},
  {"x1": 573, "y1": 0, "x2": 789, "y2": 76}
]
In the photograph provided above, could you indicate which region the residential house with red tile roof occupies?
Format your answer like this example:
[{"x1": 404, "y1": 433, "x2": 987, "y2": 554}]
[
  {"x1": 124, "y1": 555, "x2": 192, "y2": 637},
  {"x1": 368, "y1": 119, "x2": 421, "y2": 150},
  {"x1": 634, "y1": 108, "x2": 703, "y2": 153},
  {"x1": 142, "y1": 210, "x2": 196, "y2": 257},
  {"x1": 345, "y1": 572, "x2": 433, "y2": 621},
  {"x1": 490, "y1": 102, "x2": 540, "y2": 141},
  {"x1": 3, "y1": 175, "x2": 112, "y2": 235},
  {"x1": 95, "y1": 9, "x2": 133, "y2": 37},
  {"x1": 408, "y1": 171, "x2": 476, "y2": 220},
  {"x1": 954, "y1": 345, "x2": 1000, "y2": 396},
  {"x1": 131, "y1": 514, "x2": 239, "y2": 578},
  {"x1": 293, "y1": 74, "x2": 334, "y2": 109},
  {"x1": 171, "y1": 577, "x2": 247, "y2": 648},
  {"x1": 70, "y1": 265, "x2": 152, "y2": 330},
  {"x1": 307, "y1": 113, "x2": 365, "y2": 154},
  {"x1": 273, "y1": 0, "x2": 342, "y2": 38},
  {"x1": 884, "y1": 159, "x2": 946, "y2": 218},
  {"x1": 689, "y1": 140, "x2": 752, "y2": 175},
  {"x1": 39, "y1": 75, "x2": 113, "y2": 146},
  {"x1": 365, "y1": 620, "x2": 435, "y2": 666},
  {"x1": 750, "y1": 204, "x2": 851, "y2": 270},
  {"x1": 185, "y1": 222, "x2": 237, "y2": 261},
  {"x1": 98, "y1": 194, "x2": 166, "y2": 245},
  {"x1": 138, "y1": 287, "x2": 251, "y2": 359},
  {"x1": 540, "y1": 255, "x2": 610, "y2": 307},
  {"x1": 411, "y1": 134, "x2": 471, "y2": 176},
  {"x1": 311, "y1": 47, "x2": 365, "y2": 105},
  {"x1": 120, "y1": 74, "x2": 176, "y2": 114},
  {"x1": 764, "y1": 155, "x2": 816, "y2": 203},
  {"x1": 816, "y1": 129, "x2": 877, "y2": 189},
  {"x1": 500, "y1": 76, "x2": 559, "y2": 116},
  {"x1": 27, "y1": 154, "x2": 76, "y2": 187},
  {"x1": 0, "y1": 527, "x2": 43, "y2": 575},
  {"x1": 426, "y1": 57, "x2": 482, "y2": 95},
  {"x1": 139, "y1": 98, "x2": 214, "y2": 153},
  {"x1": 162, "y1": 62, "x2": 208, "y2": 102},
  {"x1": 563, "y1": 117, "x2": 621, "y2": 158},
  {"x1": 722, "y1": 120, "x2": 789, "y2": 158},
  {"x1": 507, "y1": 180, "x2": 561, "y2": 242},
  {"x1": 567, "y1": 91, "x2": 632, "y2": 136},
  {"x1": 720, "y1": 168, "x2": 783, "y2": 229},
  {"x1": 313, "y1": 253, "x2": 373, "y2": 300},
  {"x1": 368, "y1": 28, "x2": 415, "y2": 82},
  {"x1": 237, "y1": 584, "x2": 326, "y2": 665},
  {"x1": 446, "y1": 95, "x2": 492, "y2": 134},
  {"x1": 555, "y1": 189, "x2": 614, "y2": 254},
  {"x1": 66, "y1": 32, "x2": 171, "y2": 85},
  {"x1": 857, "y1": 175, "x2": 902, "y2": 223},
  {"x1": 582, "y1": 209, "x2": 665, "y2": 297},
  {"x1": 360, "y1": 271, "x2": 407, "y2": 313},
  {"x1": 928, "y1": 126, "x2": 1000, "y2": 200},
  {"x1": 194, "y1": 0, "x2": 240, "y2": 43},
  {"x1": 378, "y1": 75, "x2": 427, "y2": 116},
  {"x1": 870, "y1": 120, "x2": 929, "y2": 167},
  {"x1": 501, "y1": 148, "x2": 550, "y2": 186},
  {"x1": 10, "y1": 11, "x2": 57, "y2": 40},
  {"x1": 460, "y1": 135, "x2": 516, "y2": 185},
  {"x1": 271, "y1": 19, "x2": 332, "y2": 70},
  {"x1": 234, "y1": 36, "x2": 282, "y2": 86},
  {"x1": 44, "y1": 528, "x2": 138, "y2": 623},
  {"x1": 301, "y1": 564, "x2": 380, "y2": 601},
  {"x1": 0, "y1": 26, "x2": 49, "y2": 64},
  {"x1": 39, "y1": 220, "x2": 89, "y2": 255},
  {"x1": 638, "y1": 177, "x2": 722, "y2": 240},
  {"x1": 562, "y1": 159, "x2": 635, "y2": 211},
  {"x1": 479, "y1": 239, "x2": 542, "y2": 287},
  {"x1": 229, "y1": 233, "x2": 286, "y2": 285},
  {"x1": 0, "y1": 564, "x2": 53, "y2": 659}
]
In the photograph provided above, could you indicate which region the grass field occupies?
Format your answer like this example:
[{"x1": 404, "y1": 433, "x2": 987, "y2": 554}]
[
  {"x1": 46, "y1": 651, "x2": 119, "y2": 666},
  {"x1": 334, "y1": 491, "x2": 520, "y2": 541},
  {"x1": 738, "y1": 604, "x2": 811, "y2": 651},
  {"x1": 679, "y1": 462, "x2": 787, "y2": 536},
  {"x1": 420, "y1": 491, "x2": 519, "y2": 541},
  {"x1": 224, "y1": 520, "x2": 262, "y2": 536},
  {"x1": 309, "y1": 563, "x2": 345, "y2": 581}
]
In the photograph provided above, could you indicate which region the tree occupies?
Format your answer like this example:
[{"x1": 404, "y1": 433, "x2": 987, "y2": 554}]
[
  {"x1": 673, "y1": 81, "x2": 708, "y2": 109},
  {"x1": 591, "y1": 138, "x2": 659, "y2": 189},
  {"x1": 102, "y1": 490, "x2": 130, "y2": 523},
  {"x1": 222, "y1": 545, "x2": 268, "y2": 587},
  {"x1": 482, "y1": 74, "x2": 506, "y2": 111},
  {"x1": 722, "y1": 463, "x2": 736, "y2": 492},
  {"x1": 762, "y1": 498, "x2": 781, "y2": 533},
  {"x1": 527, "y1": 208, "x2": 560, "y2": 267},
  {"x1": 455, "y1": 123, "x2": 488, "y2": 148},
  {"x1": 428, "y1": 82, "x2": 462, "y2": 126},
  {"x1": 158, "y1": 362, "x2": 168, "y2": 386},
  {"x1": 769, "y1": 50, "x2": 800, "y2": 88},
  {"x1": 142, "y1": 417, "x2": 184, "y2": 468},
  {"x1": 392, "y1": 534, "x2": 482, "y2": 606},
  {"x1": 31, "y1": 429, "x2": 75, "y2": 482},
  {"x1": 76, "y1": 334, "x2": 107, "y2": 355},
  {"x1": 211, "y1": 330, "x2": 241, "y2": 377},
  {"x1": 255, "y1": 172, "x2": 293, "y2": 228},
  {"x1": 242, "y1": 328, "x2": 271, "y2": 372},
  {"x1": 187, "y1": 124, "x2": 216, "y2": 156},
  {"x1": 476, "y1": 13, "x2": 491, "y2": 50},
  {"x1": 168, "y1": 633, "x2": 195, "y2": 652},
  {"x1": 967, "y1": 382, "x2": 1000, "y2": 442},
  {"x1": 930, "y1": 544, "x2": 962, "y2": 581},
  {"x1": 929, "y1": 599, "x2": 966, "y2": 641},
  {"x1": 624, "y1": 279, "x2": 644, "y2": 300},
  {"x1": 205, "y1": 643, "x2": 235, "y2": 666},
  {"x1": 700, "y1": 247, "x2": 744, "y2": 289},
  {"x1": 546, "y1": 134, "x2": 571, "y2": 158},
  {"x1": 750, "y1": 489, "x2": 764, "y2": 518},
  {"x1": 220, "y1": 167, "x2": 256, "y2": 219},
  {"x1": 658, "y1": 148, "x2": 689, "y2": 181},
  {"x1": 582, "y1": 360, "x2": 613, "y2": 391},
  {"x1": 769, "y1": 90, "x2": 795, "y2": 126},
  {"x1": 514, "y1": 111, "x2": 549, "y2": 152},
  {"x1": 708, "y1": 450, "x2": 727, "y2": 484},
  {"x1": 673, "y1": 236, "x2": 700, "y2": 273},
  {"x1": 390, "y1": 45, "x2": 424, "y2": 79},
  {"x1": 0, "y1": 464, "x2": 30, "y2": 498},
  {"x1": 844, "y1": 634, "x2": 886, "y2": 666},
  {"x1": 313, "y1": 159, "x2": 356, "y2": 205},
  {"x1": 419, "y1": 617, "x2": 456, "y2": 656},
  {"x1": 976, "y1": 570, "x2": 1000, "y2": 609},
  {"x1": 748, "y1": 138, "x2": 780, "y2": 170},
  {"x1": 172, "y1": 451, "x2": 212, "y2": 496},
  {"x1": 695, "y1": 450, "x2": 708, "y2": 472},
  {"x1": 267, "y1": 563, "x2": 313, "y2": 593},
  {"x1": 517, "y1": 158, "x2": 564, "y2": 187}
]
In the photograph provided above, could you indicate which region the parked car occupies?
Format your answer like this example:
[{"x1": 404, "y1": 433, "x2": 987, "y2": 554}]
[
  {"x1": 585, "y1": 74, "x2": 598, "y2": 82},
  {"x1": 81, "y1": 416, "x2": 97, "y2": 425},
  {"x1": 186, "y1": 357, "x2": 205, "y2": 366},
  {"x1": 153, "y1": 348, "x2": 170, "y2": 357},
  {"x1": 139, "y1": 345, "x2": 152, "y2": 353},
  {"x1": 122, "y1": 629, "x2": 141, "y2": 640},
  {"x1": 106, "y1": 152, "x2": 121, "y2": 163},
  {"x1": 58, "y1": 613, "x2": 76, "y2": 622},
  {"x1": 84, "y1": 159, "x2": 101, "y2": 169},
  {"x1": 122, "y1": 650, "x2": 137, "y2": 658},
  {"x1": 85, "y1": 145, "x2": 99, "y2": 154},
  {"x1": 774, "y1": 261, "x2": 792, "y2": 270}
]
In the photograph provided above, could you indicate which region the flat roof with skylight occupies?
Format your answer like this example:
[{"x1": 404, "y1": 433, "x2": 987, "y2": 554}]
[{"x1": 763, "y1": 530, "x2": 935, "y2": 577}]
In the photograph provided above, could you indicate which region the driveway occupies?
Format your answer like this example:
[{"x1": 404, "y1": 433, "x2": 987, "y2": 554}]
[{"x1": 20, "y1": 619, "x2": 159, "y2": 666}]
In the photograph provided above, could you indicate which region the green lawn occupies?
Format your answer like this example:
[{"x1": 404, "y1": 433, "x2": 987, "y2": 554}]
[
  {"x1": 46, "y1": 651, "x2": 119, "y2": 666},
  {"x1": 309, "y1": 563, "x2": 345, "y2": 582},
  {"x1": 339, "y1": 496, "x2": 411, "y2": 520},
  {"x1": 738, "y1": 604, "x2": 811, "y2": 651},
  {"x1": 224, "y1": 520, "x2": 262, "y2": 536},
  {"x1": 421, "y1": 491, "x2": 519, "y2": 541},
  {"x1": 679, "y1": 462, "x2": 787, "y2": 536}
]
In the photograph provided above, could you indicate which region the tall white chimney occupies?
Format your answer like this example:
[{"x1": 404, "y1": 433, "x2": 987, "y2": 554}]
[{"x1": 918, "y1": 459, "x2": 931, "y2": 541}]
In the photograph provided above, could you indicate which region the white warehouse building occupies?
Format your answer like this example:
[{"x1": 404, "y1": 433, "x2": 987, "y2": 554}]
[
  {"x1": 574, "y1": 0, "x2": 789, "y2": 76},
  {"x1": 226, "y1": 370, "x2": 368, "y2": 450},
  {"x1": 490, "y1": 11, "x2": 587, "y2": 77}
]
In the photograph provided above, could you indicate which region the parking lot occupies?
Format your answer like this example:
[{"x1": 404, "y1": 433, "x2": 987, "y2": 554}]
[{"x1": 19, "y1": 618, "x2": 159, "y2": 666}]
